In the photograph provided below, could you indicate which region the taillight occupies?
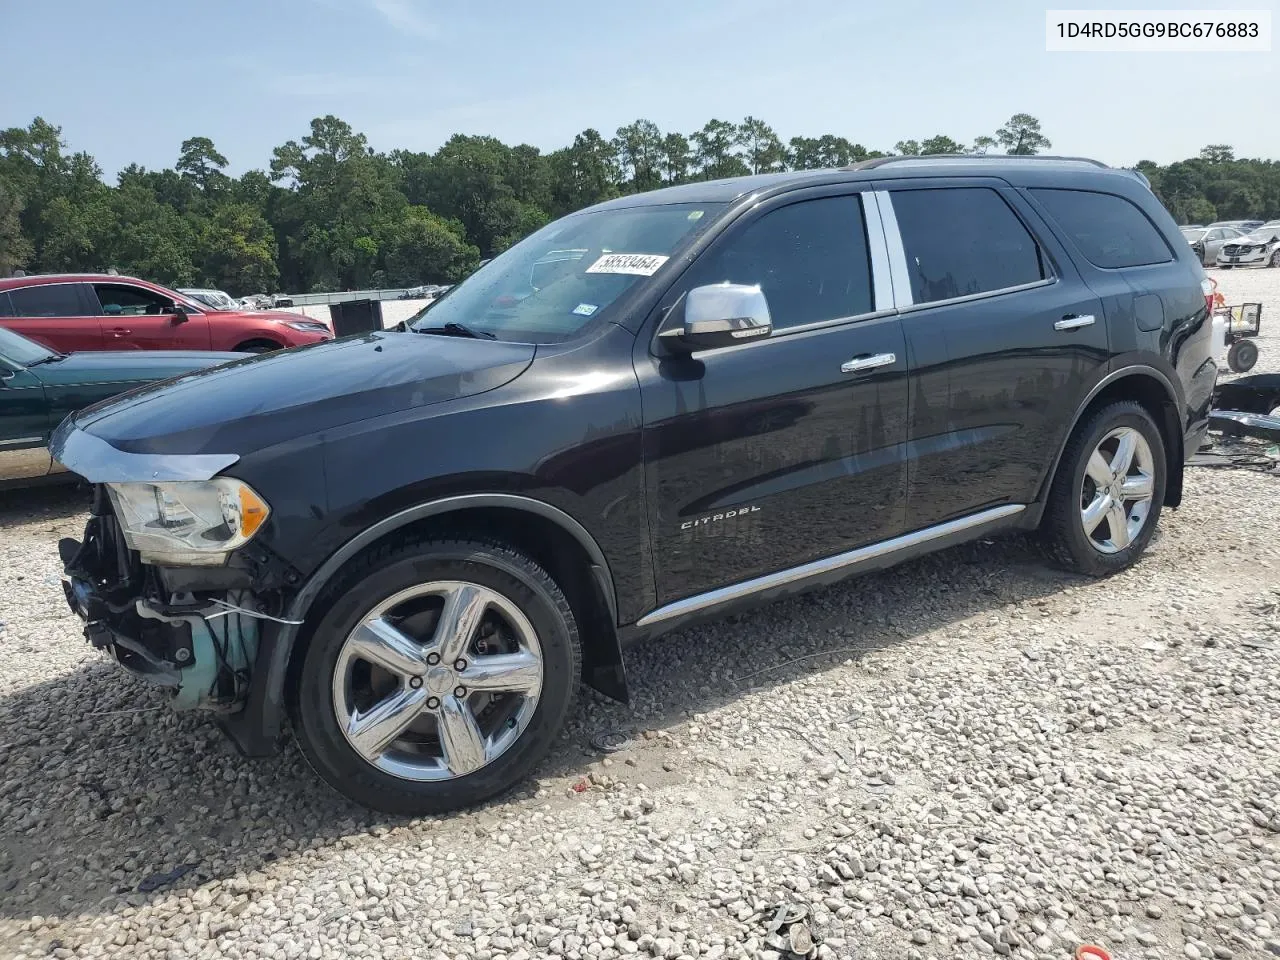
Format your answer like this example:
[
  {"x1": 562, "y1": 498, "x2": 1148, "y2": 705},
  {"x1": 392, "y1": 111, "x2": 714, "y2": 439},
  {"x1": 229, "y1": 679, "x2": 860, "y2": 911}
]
[{"x1": 1202, "y1": 276, "x2": 1216, "y2": 315}]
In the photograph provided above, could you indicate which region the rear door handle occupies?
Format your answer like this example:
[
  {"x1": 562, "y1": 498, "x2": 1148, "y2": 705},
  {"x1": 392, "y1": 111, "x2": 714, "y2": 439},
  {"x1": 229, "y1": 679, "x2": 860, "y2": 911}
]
[
  {"x1": 841, "y1": 352, "x2": 897, "y2": 374},
  {"x1": 1054, "y1": 314, "x2": 1095, "y2": 331}
]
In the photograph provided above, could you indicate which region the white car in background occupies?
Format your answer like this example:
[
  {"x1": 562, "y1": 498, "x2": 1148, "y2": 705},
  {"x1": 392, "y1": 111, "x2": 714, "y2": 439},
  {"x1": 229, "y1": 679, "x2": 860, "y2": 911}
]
[
  {"x1": 179, "y1": 288, "x2": 239, "y2": 310},
  {"x1": 1216, "y1": 221, "x2": 1280, "y2": 269}
]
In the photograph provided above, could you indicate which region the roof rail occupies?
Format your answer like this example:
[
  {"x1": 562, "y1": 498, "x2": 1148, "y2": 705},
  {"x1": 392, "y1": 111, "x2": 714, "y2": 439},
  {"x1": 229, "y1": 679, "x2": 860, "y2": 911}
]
[{"x1": 844, "y1": 154, "x2": 1110, "y2": 171}]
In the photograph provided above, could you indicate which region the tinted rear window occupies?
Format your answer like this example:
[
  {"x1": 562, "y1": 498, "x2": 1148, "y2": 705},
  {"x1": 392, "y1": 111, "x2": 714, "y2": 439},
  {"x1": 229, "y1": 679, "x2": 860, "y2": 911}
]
[
  {"x1": 8, "y1": 283, "x2": 85, "y2": 317},
  {"x1": 890, "y1": 188, "x2": 1045, "y2": 305},
  {"x1": 1031, "y1": 189, "x2": 1173, "y2": 269}
]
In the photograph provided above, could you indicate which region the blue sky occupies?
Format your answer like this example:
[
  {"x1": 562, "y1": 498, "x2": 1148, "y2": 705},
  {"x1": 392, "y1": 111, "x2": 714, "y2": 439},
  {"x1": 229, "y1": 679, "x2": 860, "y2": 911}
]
[{"x1": 2, "y1": 0, "x2": 1275, "y2": 177}]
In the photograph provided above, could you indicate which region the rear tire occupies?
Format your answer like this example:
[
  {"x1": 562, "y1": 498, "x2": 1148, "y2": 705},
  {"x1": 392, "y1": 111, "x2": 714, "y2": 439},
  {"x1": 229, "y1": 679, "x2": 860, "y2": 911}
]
[
  {"x1": 1227, "y1": 339, "x2": 1259, "y2": 373},
  {"x1": 1269, "y1": 250, "x2": 1280, "y2": 268},
  {"x1": 292, "y1": 536, "x2": 581, "y2": 814},
  {"x1": 1041, "y1": 401, "x2": 1166, "y2": 577},
  {"x1": 234, "y1": 339, "x2": 281, "y2": 353}
]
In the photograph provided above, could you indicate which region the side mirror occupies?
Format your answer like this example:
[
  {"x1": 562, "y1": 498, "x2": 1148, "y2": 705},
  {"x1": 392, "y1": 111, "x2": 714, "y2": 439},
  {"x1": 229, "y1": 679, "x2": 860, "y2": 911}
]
[
  {"x1": 660, "y1": 283, "x2": 773, "y2": 352},
  {"x1": 171, "y1": 304, "x2": 189, "y2": 324}
]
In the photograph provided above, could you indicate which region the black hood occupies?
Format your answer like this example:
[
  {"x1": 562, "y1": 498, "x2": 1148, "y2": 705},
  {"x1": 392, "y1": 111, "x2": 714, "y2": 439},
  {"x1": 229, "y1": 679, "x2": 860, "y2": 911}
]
[{"x1": 65, "y1": 331, "x2": 535, "y2": 457}]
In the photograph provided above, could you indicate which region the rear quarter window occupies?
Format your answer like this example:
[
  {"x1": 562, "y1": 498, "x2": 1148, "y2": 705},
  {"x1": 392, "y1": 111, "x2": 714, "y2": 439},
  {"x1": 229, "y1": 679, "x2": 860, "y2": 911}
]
[
  {"x1": 0, "y1": 291, "x2": 12, "y2": 317},
  {"x1": 1031, "y1": 188, "x2": 1173, "y2": 269},
  {"x1": 8, "y1": 283, "x2": 87, "y2": 317}
]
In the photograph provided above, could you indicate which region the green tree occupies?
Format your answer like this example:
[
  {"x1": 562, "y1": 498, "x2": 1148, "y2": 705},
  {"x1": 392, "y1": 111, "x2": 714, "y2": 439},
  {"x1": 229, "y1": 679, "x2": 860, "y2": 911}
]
[
  {"x1": 788, "y1": 135, "x2": 863, "y2": 169},
  {"x1": 660, "y1": 133, "x2": 692, "y2": 184},
  {"x1": 176, "y1": 136, "x2": 229, "y2": 192},
  {"x1": 383, "y1": 207, "x2": 480, "y2": 284},
  {"x1": 736, "y1": 117, "x2": 786, "y2": 173},
  {"x1": 995, "y1": 113, "x2": 1051, "y2": 155},
  {"x1": 0, "y1": 179, "x2": 31, "y2": 275},
  {"x1": 196, "y1": 203, "x2": 279, "y2": 294},
  {"x1": 548, "y1": 129, "x2": 618, "y2": 216},
  {"x1": 692, "y1": 120, "x2": 748, "y2": 180},
  {"x1": 894, "y1": 139, "x2": 922, "y2": 156},
  {"x1": 920, "y1": 134, "x2": 967, "y2": 155},
  {"x1": 612, "y1": 119, "x2": 664, "y2": 193},
  {"x1": 1199, "y1": 144, "x2": 1235, "y2": 163},
  {"x1": 971, "y1": 135, "x2": 997, "y2": 155}
]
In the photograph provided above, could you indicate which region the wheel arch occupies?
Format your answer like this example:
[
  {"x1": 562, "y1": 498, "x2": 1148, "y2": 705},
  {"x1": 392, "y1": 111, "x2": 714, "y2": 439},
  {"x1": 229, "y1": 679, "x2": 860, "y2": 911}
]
[
  {"x1": 1034, "y1": 365, "x2": 1185, "y2": 518},
  {"x1": 248, "y1": 494, "x2": 625, "y2": 752}
]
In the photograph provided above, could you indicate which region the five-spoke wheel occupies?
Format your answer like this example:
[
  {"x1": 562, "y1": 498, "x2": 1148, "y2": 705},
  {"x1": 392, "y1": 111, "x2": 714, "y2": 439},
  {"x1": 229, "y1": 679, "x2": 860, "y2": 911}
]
[
  {"x1": 293, "y1": 538, "x2": 581, "y2": 815},
  {"x1": 332, "y1": 582, "x2": 544, "y2": 781},
  {"x1": 1043, "y1": 401, "x2": 1167, "y2": 576}
]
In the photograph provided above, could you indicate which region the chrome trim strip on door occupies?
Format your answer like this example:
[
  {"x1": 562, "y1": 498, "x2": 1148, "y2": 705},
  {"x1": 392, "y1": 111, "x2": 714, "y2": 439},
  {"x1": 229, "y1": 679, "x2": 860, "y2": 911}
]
[
  {"x1": 0, "y1": 436, "x2": 44, "y2": 448},
  {"x1": 636, "y1": 503, "x2": 1026, "y2": 627},
  {"x1": 861, "y1": 191, "x2": 895, "y2": 311},
  {"x1": 873, "y1": 190, "x2": 915, "y2": 308}
]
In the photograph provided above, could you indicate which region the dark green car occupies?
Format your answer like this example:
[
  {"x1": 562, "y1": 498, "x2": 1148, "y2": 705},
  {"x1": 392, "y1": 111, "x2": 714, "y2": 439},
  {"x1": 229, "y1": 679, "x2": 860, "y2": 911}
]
[{"x1": 1, "y1": 325, "x2": 246, "y2": 487}]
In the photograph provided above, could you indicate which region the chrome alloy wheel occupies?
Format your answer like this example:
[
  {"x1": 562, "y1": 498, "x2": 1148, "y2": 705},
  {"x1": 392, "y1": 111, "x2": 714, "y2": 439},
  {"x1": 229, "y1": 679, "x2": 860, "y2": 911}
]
[
  {"x1": 1079, "y1": 427, "x2": 1156, "y2": 555},
  {"x1": 331, "y1": 581, "x2": 544, "y2": 781}
]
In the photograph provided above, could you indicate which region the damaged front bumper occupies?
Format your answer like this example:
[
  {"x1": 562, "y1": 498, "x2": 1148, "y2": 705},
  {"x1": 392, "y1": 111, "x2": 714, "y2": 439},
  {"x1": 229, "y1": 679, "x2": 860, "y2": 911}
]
[{"x1": 60, "y1": 487, "x2": 261, "y2": 712}]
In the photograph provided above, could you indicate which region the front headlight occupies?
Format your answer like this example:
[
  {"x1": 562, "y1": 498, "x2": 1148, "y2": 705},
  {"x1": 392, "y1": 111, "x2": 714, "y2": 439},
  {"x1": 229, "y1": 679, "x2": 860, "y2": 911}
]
[
  {"x1": 283, "y1": 320, "x2": 330, "y2": 332},
  {"x1": 106, "y1": 479, "x2": 271, "y2": 566}
]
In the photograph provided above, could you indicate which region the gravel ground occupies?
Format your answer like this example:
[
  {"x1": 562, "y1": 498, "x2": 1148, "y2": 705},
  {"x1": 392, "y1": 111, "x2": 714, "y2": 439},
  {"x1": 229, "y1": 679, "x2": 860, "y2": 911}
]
[{"x1": 2, "y1": 269, "x2": 1279, "y2": 960}]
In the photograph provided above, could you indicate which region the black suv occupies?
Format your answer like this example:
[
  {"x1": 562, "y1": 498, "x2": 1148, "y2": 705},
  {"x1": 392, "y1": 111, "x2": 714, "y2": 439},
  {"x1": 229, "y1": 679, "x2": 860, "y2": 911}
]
[{"x1": 54, "y1": 156, "x2": 1217, "y2": 814}]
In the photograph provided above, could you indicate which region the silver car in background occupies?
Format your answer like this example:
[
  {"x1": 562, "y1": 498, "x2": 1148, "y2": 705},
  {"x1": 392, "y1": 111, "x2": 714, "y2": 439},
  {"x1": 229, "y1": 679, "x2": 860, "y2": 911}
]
[
  {"x1": 1181, "y1": 225, "x2": 1244, "y2": 266},
  {"x1": 1217, "y1": 221, "x2": 1280, "y2": 269}
]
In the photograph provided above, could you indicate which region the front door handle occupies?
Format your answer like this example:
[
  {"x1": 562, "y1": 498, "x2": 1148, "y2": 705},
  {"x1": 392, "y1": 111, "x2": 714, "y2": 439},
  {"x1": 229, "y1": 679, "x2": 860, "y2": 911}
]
[
  {"x1": 1054, "y1": 314, "x2": 1096, "y2": 331},
  {"x1": 108, "y1": 327, "x2": 133, "y2": 337},
  {"x1": 841, "y1": 352, "x2": 897, "y2": 374}
]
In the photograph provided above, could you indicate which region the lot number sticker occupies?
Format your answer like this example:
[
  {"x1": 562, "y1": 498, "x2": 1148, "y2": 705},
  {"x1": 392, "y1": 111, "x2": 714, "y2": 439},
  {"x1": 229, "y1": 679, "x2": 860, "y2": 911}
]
[{"x1": 585, "y1": 253, "x2": 669, "y2": 276}]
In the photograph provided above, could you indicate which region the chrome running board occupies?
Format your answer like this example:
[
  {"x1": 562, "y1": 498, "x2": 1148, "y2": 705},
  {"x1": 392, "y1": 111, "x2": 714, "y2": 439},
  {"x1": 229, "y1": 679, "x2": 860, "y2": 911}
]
[{"x1": 636, "y1": 503, "x2": 1026, "y2": 627}]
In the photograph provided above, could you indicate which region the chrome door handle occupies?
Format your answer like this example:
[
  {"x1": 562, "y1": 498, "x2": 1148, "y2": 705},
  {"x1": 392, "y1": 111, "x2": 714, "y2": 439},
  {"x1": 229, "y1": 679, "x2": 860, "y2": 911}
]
[
  {"x1": 841, "y1": 352, "x2": 896, "y2": 374},
  {"x1": 1054, "y1": 314, "x2": 1095, "y2": 331}
]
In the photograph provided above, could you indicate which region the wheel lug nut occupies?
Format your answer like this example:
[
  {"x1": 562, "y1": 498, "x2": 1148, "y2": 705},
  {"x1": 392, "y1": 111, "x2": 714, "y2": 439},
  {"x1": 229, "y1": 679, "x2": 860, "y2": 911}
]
[
  {"x1": 454, "y1": 686, "x2": 467, "y2": 698},
  {"x1": 426, "y1": 696, "x2": 440, "y2": 710},
  {"x1": 454, "y1": 659, "x2": 467, "y2": 671},
  {"x1": 408, "y1": 676, "x2": 423, "y2": 689},
  {"x1": 426, "y1": 653, "x2": 440, "y2": 666}
]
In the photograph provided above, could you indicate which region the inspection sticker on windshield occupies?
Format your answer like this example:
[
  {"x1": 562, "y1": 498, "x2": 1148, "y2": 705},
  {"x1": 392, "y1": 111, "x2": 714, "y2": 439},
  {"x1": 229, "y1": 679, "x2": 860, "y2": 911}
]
[
  {"x1": 585, "y1": 253, "x2": 669, "y2": 276},
  {"x1": 572, "y1": 303, "x2": 599, "y2": 316}
]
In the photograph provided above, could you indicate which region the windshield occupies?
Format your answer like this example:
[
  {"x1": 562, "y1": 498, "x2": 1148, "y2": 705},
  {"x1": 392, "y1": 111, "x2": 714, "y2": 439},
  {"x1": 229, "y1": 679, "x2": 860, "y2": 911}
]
[
  {"x1": 409, "y1": 202, "x2": 723, "y2": 343},
  {"x1": 1244, "y1": 227, "x2": 1280, "y2": 242},
  {"x1": 1181, "y1": 228, "x2": 1207, "y2": 241},
  {"x1": 0, "y1": 324, "x2": 57, "y2": 367}
]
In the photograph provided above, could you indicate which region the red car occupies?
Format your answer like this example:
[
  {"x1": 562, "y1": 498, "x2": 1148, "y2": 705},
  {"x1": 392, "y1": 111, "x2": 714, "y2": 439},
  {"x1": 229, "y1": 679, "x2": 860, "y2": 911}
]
[{"x1": 0, "y1": 274, "x2": 333, "y2": 353}]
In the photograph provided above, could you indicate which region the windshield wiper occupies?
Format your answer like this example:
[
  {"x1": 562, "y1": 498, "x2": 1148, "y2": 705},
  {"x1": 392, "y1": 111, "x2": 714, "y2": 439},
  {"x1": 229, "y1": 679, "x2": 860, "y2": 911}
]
[
  {"x1": 415, "y1": 322, "x2": 497, "y2": 340},
  {"x1": 26, "y1": 354, "x2": 67, "y2": 366}
]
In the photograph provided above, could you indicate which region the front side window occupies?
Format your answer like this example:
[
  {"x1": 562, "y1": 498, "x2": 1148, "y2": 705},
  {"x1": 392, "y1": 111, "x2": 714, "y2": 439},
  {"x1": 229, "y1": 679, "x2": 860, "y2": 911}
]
[
  {"x1": 1031, "y1": 188, "x2": 1173, "y2": 269},
  {"x1": 890, "y1": 188, "x2": 1045, "y2": 305},
  {"x1": 93, "y1": 284, "x2": 174, "y2": 316},
  {"x1": 409, "y1": 202, "x2": 722, "y2": 343},
  {"x1": 8, "y1": 283, "x2": 88, "y2": 318},
  {"x1": 682, "y1": 195, "x2": 874, "y2": 330}
]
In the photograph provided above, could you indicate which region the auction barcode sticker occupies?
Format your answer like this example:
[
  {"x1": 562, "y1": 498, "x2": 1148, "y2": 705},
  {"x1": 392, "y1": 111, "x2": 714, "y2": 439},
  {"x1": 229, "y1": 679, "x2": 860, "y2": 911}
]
[
  {"x1": 1046, "y1": 9, "x2": 1271, "y2": 51},
  {"x1": 585, "y1": 253, "x2": 670, "y2": 276}
]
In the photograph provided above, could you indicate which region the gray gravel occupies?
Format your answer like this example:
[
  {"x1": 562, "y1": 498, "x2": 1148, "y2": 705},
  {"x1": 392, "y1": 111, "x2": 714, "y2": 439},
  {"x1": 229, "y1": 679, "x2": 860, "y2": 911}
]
[{"x1": 2, "y1": 268, "x2": 1279, "y2": 960}]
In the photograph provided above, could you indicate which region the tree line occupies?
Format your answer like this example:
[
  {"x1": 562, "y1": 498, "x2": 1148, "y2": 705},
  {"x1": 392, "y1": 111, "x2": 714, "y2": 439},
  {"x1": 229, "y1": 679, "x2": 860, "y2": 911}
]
[{"x1": 0, "y1": 112, "x2": 1274, "y2": 296}]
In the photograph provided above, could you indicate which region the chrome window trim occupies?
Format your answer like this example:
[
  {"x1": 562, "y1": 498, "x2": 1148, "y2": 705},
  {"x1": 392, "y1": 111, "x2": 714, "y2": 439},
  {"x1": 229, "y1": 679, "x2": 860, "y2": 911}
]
[
  {"x1": 636, "y1": 503, "x2": 1025, "y2": 627},
  {"x1": 896, "y1": 277, "x2": 1059, "y2": 315},
  {"x1": 3, "y1": 278, "x2": 206, "y2": 316},
  {"x1": 873, "y1": 190, "x2": 915, "y2": 308},
  {"x1": 0, "y1": 436, "x2": 44, "y2": 448},
  {"x1": 50, "y1": 422, "x2": 239, "y2": 483}
]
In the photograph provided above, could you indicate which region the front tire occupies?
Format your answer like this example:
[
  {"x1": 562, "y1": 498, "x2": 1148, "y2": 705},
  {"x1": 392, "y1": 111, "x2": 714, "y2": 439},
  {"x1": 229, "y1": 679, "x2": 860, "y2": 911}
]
[
  {"x1": 1042, "y1": 401, "x2": 1166, "y2": 577},
  {"x1": 292, "y1": 536, "x2": 581, "y2": 815}
]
